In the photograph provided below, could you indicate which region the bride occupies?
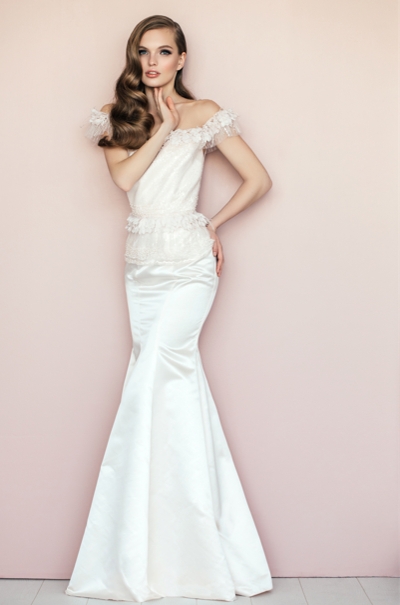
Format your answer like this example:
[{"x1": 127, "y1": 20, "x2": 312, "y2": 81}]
[{"x1": 66, "y1": 14, "x2": 273, "y2": 602}]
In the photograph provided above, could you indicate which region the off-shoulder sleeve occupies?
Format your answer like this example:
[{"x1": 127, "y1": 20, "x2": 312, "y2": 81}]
[
  {"x1": 203, "y1": 108, "x2": 242, "y2": 154},
  {"x1": 84, "y1": 108, "x2": 112, "y2": 144}
]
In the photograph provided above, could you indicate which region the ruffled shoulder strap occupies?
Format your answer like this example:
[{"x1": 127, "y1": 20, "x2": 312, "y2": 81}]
[
  {"x1": 85, "y1": 108, "x2": 112, "y2": 144},
  {"x1": 202, "y1": 108, "x2": 241, "y2": 154}
]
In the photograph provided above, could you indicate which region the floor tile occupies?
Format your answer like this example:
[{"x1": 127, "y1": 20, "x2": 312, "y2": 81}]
[
  {"x1": 89, "y1": 598, "x2": 143, "y2": 604},
  {"x1": 0, "y1": 579, "x2": 43, "y2": 605},
  {"x1": 90, "y1": 597, "x2": 158, "y2": 604},
  {"x1": 32, "y1": 579, "x2": 87, "y2": 604},
  {"x1": 158, "y1": 599, "x2": 193, "y2": 605},
  {"x1": 251, "y1": 578, "x2": 307, "y2": 604},
  {"x1": 358, "y1": 577, "x2": 400, "y2": 605},
  {"x1": 198, "y1": 598, "x2": 250, "y2": 605},
  {"x1": 0, "y1": 577, "x2": 396, "y2": 605},
  {"x1": 300, "y1": 578, "x2": 372, "y2": 605},
  {"x1": 86, "y1": 594, "x2": 192, "y2": 604},
  {"x1": 196, "y1": 598, "x2": 251, "y2": 604}
]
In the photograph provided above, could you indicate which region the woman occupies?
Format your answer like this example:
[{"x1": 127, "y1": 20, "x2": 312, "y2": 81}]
[{"x1": 66, "y1": 14, "x2": 273, "y2": 602}]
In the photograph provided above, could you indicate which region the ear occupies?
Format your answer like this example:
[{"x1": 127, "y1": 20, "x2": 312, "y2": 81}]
[{"x1": 177, "y1": 51, "x2": 186, "y2": 71}]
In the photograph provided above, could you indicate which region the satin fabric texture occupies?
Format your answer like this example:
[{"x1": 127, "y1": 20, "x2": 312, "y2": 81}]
[{"x1": 65, "y1": 248, "x2": 273, "y2": 602}]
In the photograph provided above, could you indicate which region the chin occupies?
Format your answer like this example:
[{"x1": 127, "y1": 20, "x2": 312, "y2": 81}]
[{"x1": 144, "y1": 77, "x2": 173, "y2": 88}]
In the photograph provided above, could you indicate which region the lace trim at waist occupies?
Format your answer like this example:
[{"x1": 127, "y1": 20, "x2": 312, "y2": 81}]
[{"x1": 126, "y1": 210, "x2": 210, "y2": 235}]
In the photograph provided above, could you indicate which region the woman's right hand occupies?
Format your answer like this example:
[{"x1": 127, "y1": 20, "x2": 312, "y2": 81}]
[
  {"x1": 153, "y1": 87, "x2": 180, "y2": 132},
  {"x1": 103, "y1": 89, "x2": 181, "y2": 192}
]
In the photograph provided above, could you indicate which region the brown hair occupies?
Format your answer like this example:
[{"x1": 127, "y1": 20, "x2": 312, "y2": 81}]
[{"x1": 98, "y1": 15, "x2": 195, "y2": 149}]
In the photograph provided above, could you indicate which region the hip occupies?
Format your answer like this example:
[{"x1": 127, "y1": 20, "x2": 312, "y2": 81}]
[
  {"x1": 125, "y1": 245, "x2": 218, "y2": 288},
  {"x1": 124, "y1": 225, "x2": 214, "y2": 266},
  {"x1": 124, "y1": 247, "x2": 219, "y2": 350}
]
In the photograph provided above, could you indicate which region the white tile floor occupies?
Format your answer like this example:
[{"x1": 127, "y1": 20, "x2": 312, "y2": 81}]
[{"x1": 0, "y1": 578, "x2": 398, "y2": 605}]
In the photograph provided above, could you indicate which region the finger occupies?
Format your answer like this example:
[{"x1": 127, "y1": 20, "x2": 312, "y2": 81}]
[
  {"x1": 217, "y1": 253, "x2": 222, "y2": 276},
  {"x1": 217, "y1": 245, "x2": 224, "y2": 275},
  {"x1": 166, "y1": 96, "x2": 175, "y2": 111},
  {"x1": 215, "y1": 246, "x2": 221, "y2": 275},
  {"x1": 213, "y1": 238, "x2": 220, "y2": 268},
  {"x1": 218, "y1": 253, "x2": 224, "y2": 276},
  {"x1": 159, "y1": 90, "x2": 168, "y2": 108}
]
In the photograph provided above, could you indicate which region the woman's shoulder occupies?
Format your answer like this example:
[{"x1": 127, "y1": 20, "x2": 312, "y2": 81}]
[
  {"x1": 191, "y1": 100, "x2": 241, "y2": 133},
  {"x1": 175, "y1": 99, "x2": 221, "y2": 130},
  {"x1": 195, "y1": 100, "x2": 242, "y2": 153},
  {"x1": 85, "y1": 104, "x2": 112, "y2": 144},
  {"x1": 191, "y1": 99, "x2": 222, "y2": 127},
  {"x1": 196, "y1": 99, "x2": 222, "y2": 117},
  {"x1": 100, "y1": 103, "x2": 113, "y2": 114}
]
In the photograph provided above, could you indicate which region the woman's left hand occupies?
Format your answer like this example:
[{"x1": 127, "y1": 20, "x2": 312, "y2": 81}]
[{"x1": 207, "y1": 224, "x2": 224, "y2": 277}]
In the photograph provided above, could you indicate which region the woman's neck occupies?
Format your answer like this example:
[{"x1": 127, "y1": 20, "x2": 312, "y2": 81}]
[{"x1": 145, "y1": 82, "x2": 183, "y2": 112}]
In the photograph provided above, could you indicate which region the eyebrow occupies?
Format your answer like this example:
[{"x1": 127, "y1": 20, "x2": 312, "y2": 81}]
[{"x1": 138, "y1": 45, "x2": 174, "y2": 49}]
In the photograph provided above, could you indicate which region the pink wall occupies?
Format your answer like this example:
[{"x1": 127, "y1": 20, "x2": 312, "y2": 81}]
[{"x1": 0, "y1": 0, "x2": 398, "y2": 578}]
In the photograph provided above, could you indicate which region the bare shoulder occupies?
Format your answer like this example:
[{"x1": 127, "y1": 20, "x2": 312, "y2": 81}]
[
  {"x1": 195, "y1": 99, "x2": 222, "y2": 123},
  {"x1": 177, "y1": 99, "x2": 222, "y2": 129},
  {"x1": 100, "y1": 103, "x2": 113, "y2": 114}
]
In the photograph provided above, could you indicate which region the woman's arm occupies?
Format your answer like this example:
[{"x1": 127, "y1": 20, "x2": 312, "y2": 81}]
[
  {"x1": 203, "y1": 131, "x2": 272, "y2": 276},
  {"x1": 208, "y1": 136, "x2": 273, "y2": 231},
  {"x1": 100, "y1": 90, "x2": 179, "y2": 192},
  {"x1": 102, "y1": 121, "x2": 170, "y2": 192}
]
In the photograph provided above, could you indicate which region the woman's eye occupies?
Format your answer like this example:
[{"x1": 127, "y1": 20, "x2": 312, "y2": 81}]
[{"x1": 138, "y1": 49, "x2": 171, "y2": 56}]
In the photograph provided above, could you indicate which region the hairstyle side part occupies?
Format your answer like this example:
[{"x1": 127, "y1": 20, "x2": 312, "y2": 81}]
[{"x1": 99, "y1": 15, "x2": 195, "y2": 149}]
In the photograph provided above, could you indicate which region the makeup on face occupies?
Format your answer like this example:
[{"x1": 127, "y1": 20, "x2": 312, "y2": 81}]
[{"x1": 138, "y1": 30, "x2": 183, "y2": 85}]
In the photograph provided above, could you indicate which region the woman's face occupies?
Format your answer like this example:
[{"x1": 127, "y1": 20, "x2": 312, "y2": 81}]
[{"x1": 138, "y1": 28, "x2": 186, "y2": 88}]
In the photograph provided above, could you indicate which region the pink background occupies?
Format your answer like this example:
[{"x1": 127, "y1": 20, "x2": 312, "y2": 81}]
[{"x1": 0, "y1": 0, "x2": 398, "y2": 578}]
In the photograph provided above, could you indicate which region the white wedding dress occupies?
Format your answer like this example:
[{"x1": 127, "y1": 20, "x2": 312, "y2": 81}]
[{"x1": 65, "y1": 107, "x2": 273, "y2": 602}]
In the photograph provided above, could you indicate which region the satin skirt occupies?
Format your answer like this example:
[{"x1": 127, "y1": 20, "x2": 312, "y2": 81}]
[{"x1": 65, "y1": 247, "x2": 273, "y2": 602}]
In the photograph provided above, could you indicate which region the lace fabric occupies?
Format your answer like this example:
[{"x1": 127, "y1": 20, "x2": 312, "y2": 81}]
[
  {"x1": 125, "y1": 225, "x2": 215, "y2": 265},
  {"x1": 84, "y1": 106, "x2": 241, "y2": 264},
  {"x1": 85, "y1": 108, "x2": 112, "y2": 144},
  {"x1": 126, "y1": 210, "x2": 210, "y2": 235},
  {"x1": 162, "y1": 108, "x2": 241, "y2": 153},
  {"x1": 85, "y1": 107, "x2": 241, "y2": 151}
]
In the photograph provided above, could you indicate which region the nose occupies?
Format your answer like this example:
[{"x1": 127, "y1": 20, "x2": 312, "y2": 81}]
[{"x1": 148, "y1": 52, "x2": 157, "y2": 67}]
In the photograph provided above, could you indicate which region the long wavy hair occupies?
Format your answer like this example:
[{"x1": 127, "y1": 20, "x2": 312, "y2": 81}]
[{"x1": 98, "y1": 15, "x2": 196, "y2": 149}]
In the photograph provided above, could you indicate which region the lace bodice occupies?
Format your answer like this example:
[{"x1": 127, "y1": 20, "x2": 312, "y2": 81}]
[{"x1": 86, "y1": 106, "x2": 241, "y2": 264}]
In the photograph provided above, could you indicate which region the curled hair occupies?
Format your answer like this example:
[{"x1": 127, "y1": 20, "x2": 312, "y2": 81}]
[{"x1": 99, "y1": 15, "x2": 195, "y2": 149}]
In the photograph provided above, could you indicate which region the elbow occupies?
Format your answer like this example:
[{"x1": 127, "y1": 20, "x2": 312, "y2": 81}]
[
  {"x1": 114, "y1": 176, "x2": 134, "y2": 193},
  {"x1": 258, "y1": 172, "x2": 273, "y2": 197},
  {"x1": 109, "y1": 166, "x2": 136, "y2": 192}
]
